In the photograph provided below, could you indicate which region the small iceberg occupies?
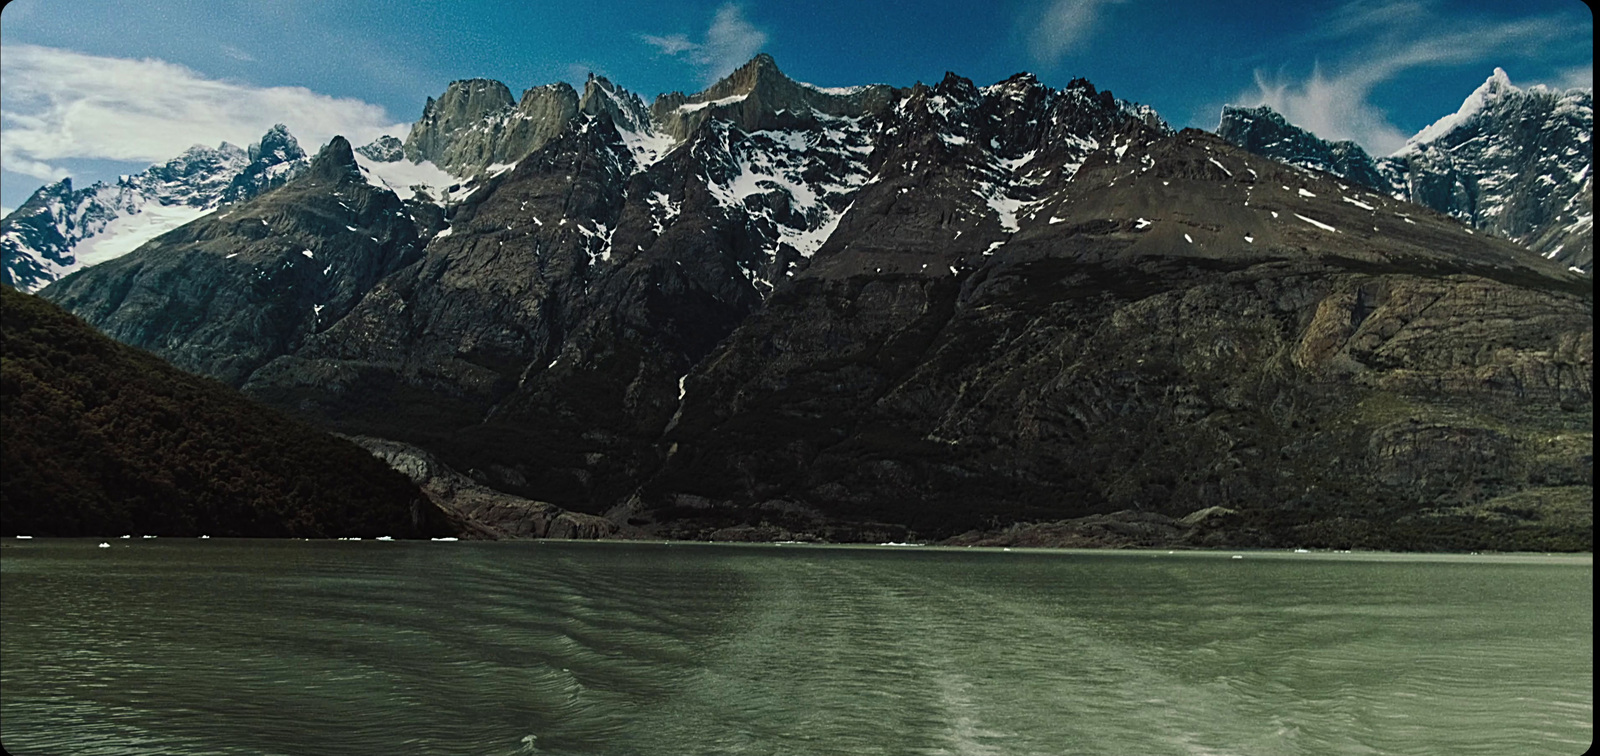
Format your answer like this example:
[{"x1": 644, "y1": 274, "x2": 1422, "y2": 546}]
[
  {"x1": 119, "y1": 534, "x2": 131, "y2": 539},
  {"x1": 200, "y1": 535, "x2": 210, "y2": 539},
  {"x1": 1293, "y1": 548, "x2": 1310, "y2": 553},
  {"x1": 97, "y1": 542, "x2": 111, "y2": 548},
  {"x1": 142, "y1": 535, "x2": 157, "y2": 539},
  {"x1": 375, "y1": 536, "x2": 394, "y2": 542},
  {"x1": 1231, "y1": 555, "x2": 1244, "y2": 559},
  {"x1": 430, "y1": 537, "x2": 459, "y2": 542},
  {"x1": 877, "y1": 541, "x2": 921, "y2": 547},
  {"x1": 15, "y1": 535, "x2": 32, "y2": 540}
]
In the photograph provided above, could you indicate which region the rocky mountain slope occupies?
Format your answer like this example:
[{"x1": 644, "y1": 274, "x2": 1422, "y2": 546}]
[
  {"x1": 1219, "y1": 69, "x2": 1593, "y2": 273},
  {"x1": 0, "y1": 285, "x2": 454, "y2": 539},
  {"x1": 37, "y1": 56, "x2": 1593, "y2": 550}
]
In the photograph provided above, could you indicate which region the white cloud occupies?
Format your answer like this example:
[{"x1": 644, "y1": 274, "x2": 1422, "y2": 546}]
[
  {"x1": 0, "y1": 45, "x2": 410, "y2": 181},
  {"x1": 1243, "y1": 65, "x2": 1410, "y2": 155},
  {"x1": 1235, "y1": 1, "x2": 1577, "y2": 155},
  {"x1": 641, "y1": 34, "x2": 697, "y2": 56},
  {"x1": 1552, "y1": 64, "x2": 1593, "y2": 91},
  {"x1": 640, "y1": 3, "x2": 768, "y2": 85},
  {"x1": 1027, "y1": 0, "x2": 1130, "y2": 65}
]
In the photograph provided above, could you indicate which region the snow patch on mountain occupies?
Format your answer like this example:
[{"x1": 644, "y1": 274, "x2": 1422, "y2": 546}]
[{"x1": 353, "y1": 153, "x2": 458, "y2": 202}]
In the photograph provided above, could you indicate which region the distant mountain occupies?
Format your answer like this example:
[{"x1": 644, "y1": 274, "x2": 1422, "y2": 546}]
[
  {"x1": 0, "y1": 285, "x2": 454, "y2": 538},
  {"x1": 1, "y1": 125, "x2": 308, "y2": 292},
  {"x1": 1219, "y1": 69, "x2": 1593, "y2": 273},
  {"x1": 0, "y1": 126, "x2": 462, "y2": 293},
  {"x1": 36, "y1": 55, "x2": 1593, "y2": 550}
]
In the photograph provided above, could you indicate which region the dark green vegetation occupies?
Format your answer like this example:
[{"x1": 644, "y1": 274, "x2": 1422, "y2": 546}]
[{"x1": 0, "y1": 286, "x2": 451, "y2": 538}]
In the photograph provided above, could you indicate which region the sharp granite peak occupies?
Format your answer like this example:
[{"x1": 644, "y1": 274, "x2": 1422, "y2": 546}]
[
  {"x1": 1219, "y1": 68, "x2": 1593, "y2": 272},
  {"x1": 15, "y1": 54, "x2": 1595, "y2": 549}
]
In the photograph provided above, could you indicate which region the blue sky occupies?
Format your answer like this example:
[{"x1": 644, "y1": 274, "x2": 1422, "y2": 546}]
[{"x1": 1, "y1": 0, "x2": 1591, "y2": 214}]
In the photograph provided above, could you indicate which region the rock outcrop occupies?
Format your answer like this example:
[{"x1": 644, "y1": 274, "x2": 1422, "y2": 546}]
[{"x1": 346, "y1": 436, "x2": 627, "y2": 540}]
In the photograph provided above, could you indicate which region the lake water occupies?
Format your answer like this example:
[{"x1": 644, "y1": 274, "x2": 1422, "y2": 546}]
[{"x1": 0, "y1": 540, "x2": 1590, "y2": 756}]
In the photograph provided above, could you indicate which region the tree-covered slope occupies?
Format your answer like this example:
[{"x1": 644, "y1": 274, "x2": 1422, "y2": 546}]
[{"x1": 1, "y1": 285, "x2": 452, "y2": 538}]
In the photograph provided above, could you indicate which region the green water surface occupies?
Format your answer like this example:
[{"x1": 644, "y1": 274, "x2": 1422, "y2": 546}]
[{"x1": 0, "y1": 540, "x2": 1590, "y2": 755}]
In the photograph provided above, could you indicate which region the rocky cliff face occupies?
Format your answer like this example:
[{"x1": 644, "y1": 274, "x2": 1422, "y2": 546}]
[
  {"x1": 401, "y1": 78, "x2": 582, "y2": 177},
  {"x1": 1, "y1": 125, "x2": 312, "y2": 292},
  {"x1": 1219, "y1": 69, "x2": 1593, "y2": 273},
  {"x1": 38, "y1": 56, "x2": 1593, "y2": 549}
]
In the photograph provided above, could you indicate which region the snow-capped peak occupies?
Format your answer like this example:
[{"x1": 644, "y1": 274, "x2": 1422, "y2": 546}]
[{"x1": 1395, "y1": 68, "x2": 1521, "y2": 155}]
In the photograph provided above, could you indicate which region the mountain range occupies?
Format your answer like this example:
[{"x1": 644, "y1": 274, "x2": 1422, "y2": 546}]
[
  {"x1": 9, "y1": 55, "x2": 1593, "y2": 549},
  {"x1": 1218, "y1": 68, "x2": 1592, "y2": 273}
]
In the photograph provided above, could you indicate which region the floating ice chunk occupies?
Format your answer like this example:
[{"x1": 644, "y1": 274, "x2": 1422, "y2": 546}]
[
  {"x1": 1134, "y1": 218, "x2": 1152, "y2": 229},
  {"x1": 301, "y1": 249, "x2": 314, "y2": 259},
  {"x1": 1342, "y1": 197, "x2": 1375, "y2": 210},
  {"x1": 1297, "y1": 188, "x2": 1315, "y2": 198},
  {"x1": 1184, "y1": 233, "x2": 1194, "y2": 243}
]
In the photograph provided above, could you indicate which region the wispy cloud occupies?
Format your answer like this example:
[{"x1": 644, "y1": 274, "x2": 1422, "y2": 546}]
[
  {"x1": 641, "y1": 34, "x2": 697, "y2": 56},
  {"x1": 0, "y1": 44, "x2": 410, "y2": 181},
  {"x1": 640, "y1": 3, "x2": 768, "y2": 85},
  {"x1": 219, "y1": 44, "x2": 257, "y2": 63},
  {"x1": 1027, "y1": 0, "x2": 1130, "y2": 65},
  {"x1": 1551, "y1": 63, "x2": 1593, "y2": 91},
  {"x1": 1236, "y1": 0, "x2": 1579, "y2": 155}
]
